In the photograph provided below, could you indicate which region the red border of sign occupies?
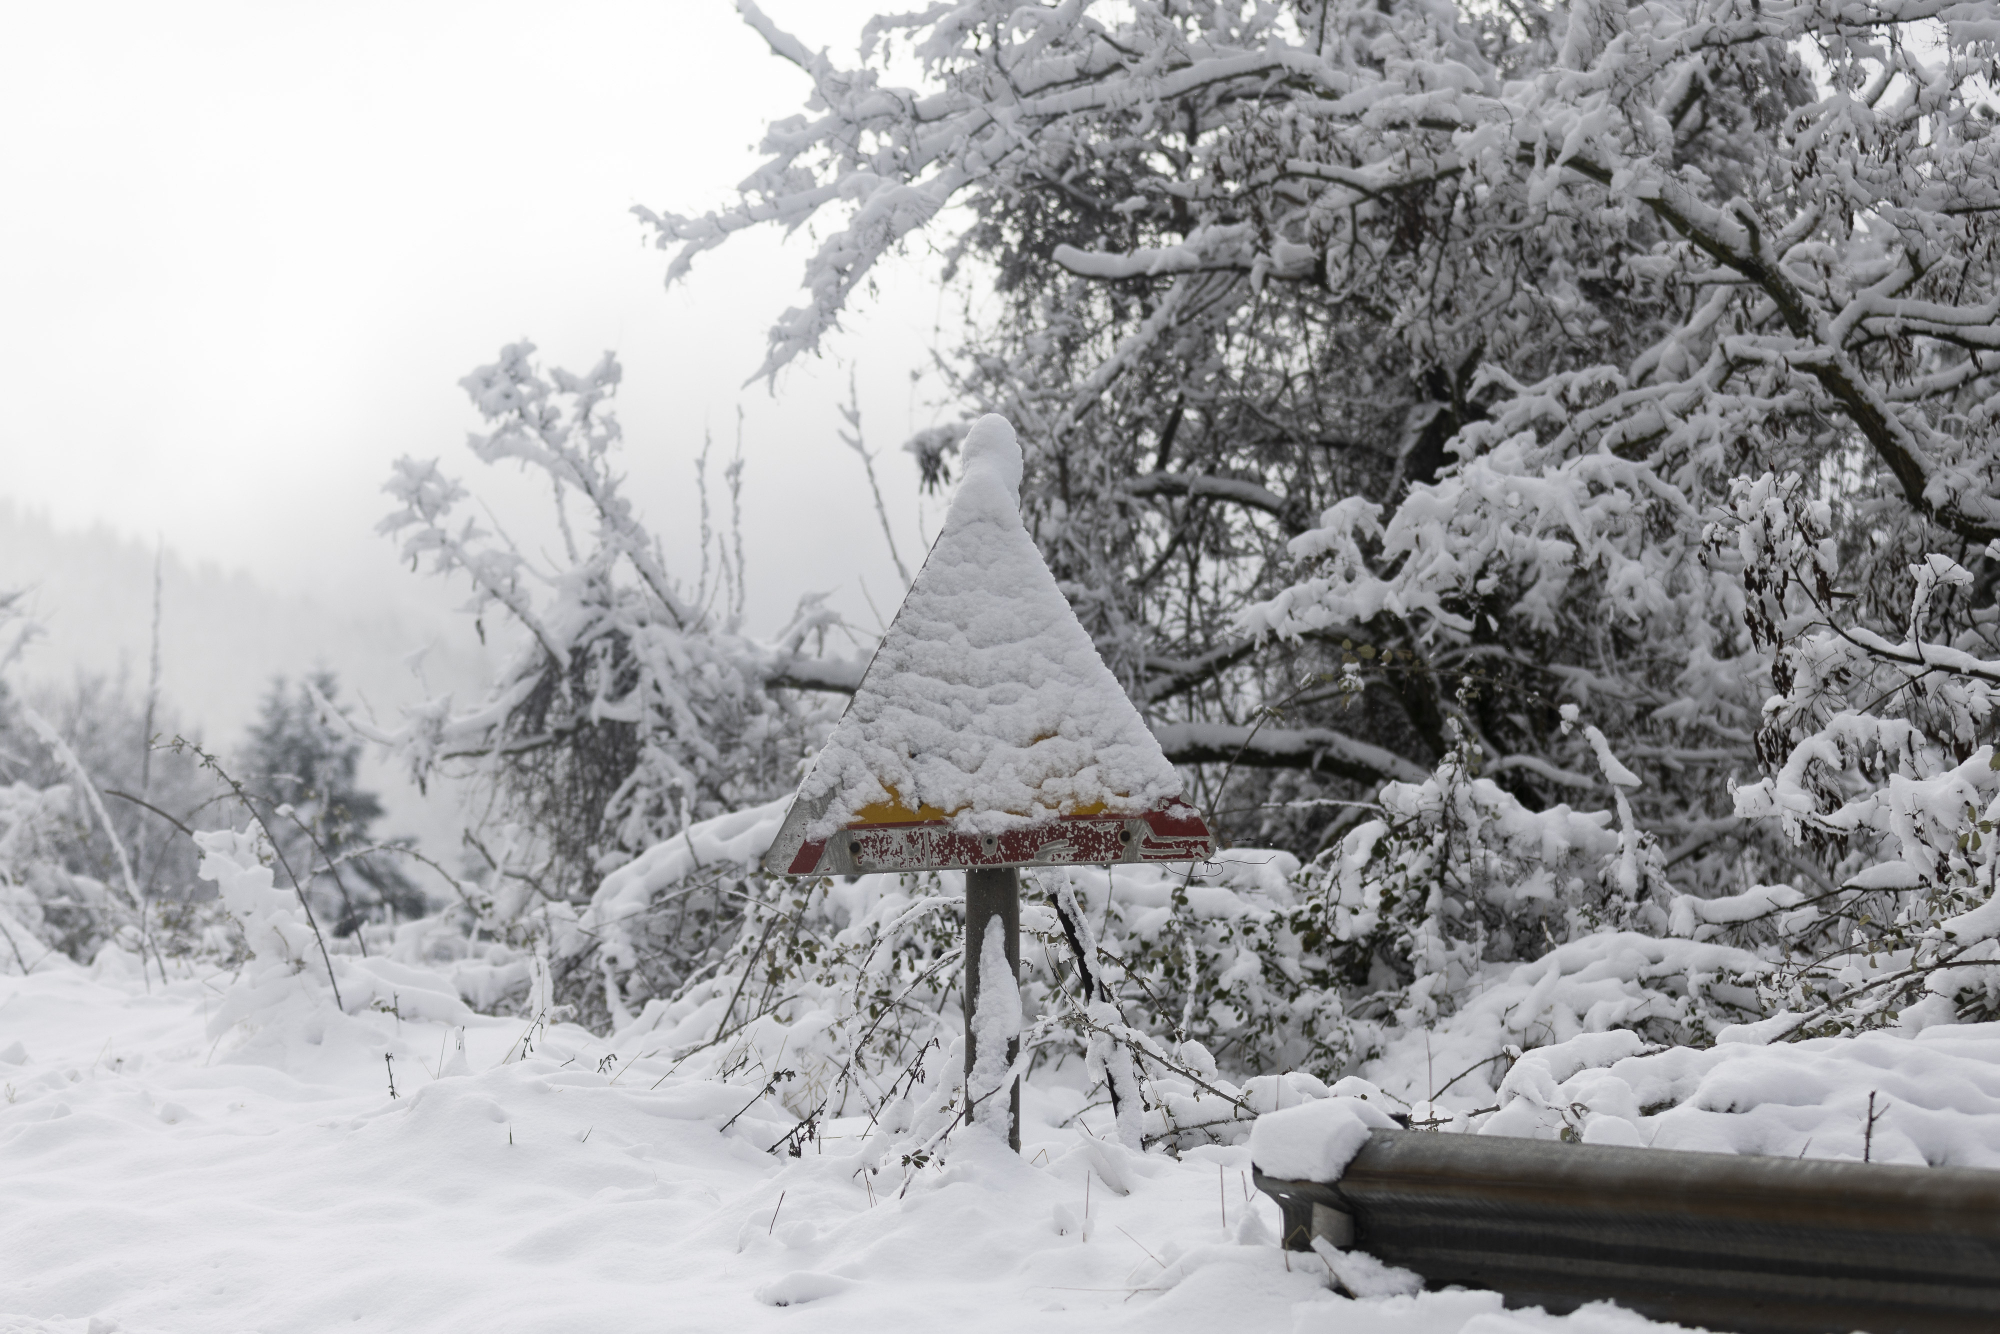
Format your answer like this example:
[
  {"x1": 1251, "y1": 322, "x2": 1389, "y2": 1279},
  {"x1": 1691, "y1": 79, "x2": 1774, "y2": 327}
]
[{"x1": 788, "y1": 802, "x2": 1214, "y2": 874}]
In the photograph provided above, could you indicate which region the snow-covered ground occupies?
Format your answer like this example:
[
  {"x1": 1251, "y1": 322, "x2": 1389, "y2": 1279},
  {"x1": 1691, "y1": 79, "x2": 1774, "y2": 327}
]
[
  {"x1": 0, "y1": 956, "x2": 1694, "y2": 1334},
  {"x1": 12, "y1": 810, "x2": 2000, "y2": 1334}
]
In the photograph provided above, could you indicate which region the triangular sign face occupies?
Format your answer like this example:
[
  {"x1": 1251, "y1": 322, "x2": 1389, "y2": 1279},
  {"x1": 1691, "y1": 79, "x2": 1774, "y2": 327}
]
[{"x1": 765, "y1": 415, "x2": 1214, "y2": 876}]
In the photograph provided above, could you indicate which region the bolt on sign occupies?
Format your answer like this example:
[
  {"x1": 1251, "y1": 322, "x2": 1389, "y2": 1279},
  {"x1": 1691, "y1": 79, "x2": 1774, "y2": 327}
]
[{"x1": 762, "y1": 414, "x2": 1215, "y2": 878}]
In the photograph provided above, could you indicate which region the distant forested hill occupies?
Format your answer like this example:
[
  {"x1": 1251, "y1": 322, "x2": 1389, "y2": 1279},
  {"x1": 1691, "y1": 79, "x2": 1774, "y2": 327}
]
[{"x1": 0, "y1": 498, "x2": 491, "y2": 858}]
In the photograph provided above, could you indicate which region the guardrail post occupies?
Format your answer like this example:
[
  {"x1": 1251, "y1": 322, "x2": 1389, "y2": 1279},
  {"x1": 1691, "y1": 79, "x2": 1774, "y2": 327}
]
[{"x1": 963, "y1": 865, "x2": 1020, "y2": 1150}]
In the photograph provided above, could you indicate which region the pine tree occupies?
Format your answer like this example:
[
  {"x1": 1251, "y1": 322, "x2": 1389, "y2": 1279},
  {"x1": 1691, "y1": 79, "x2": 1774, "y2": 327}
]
[{"x1": 241, "y1": 673, "x2": 423, "y2": 936}]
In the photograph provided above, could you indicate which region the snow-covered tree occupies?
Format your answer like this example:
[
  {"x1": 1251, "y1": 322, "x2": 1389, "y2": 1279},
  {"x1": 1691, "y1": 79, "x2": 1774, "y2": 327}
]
[
  {"x1": 238, "y1": 673, "x2": 423, "y2": 936},
  {"x1": 644, "y1": 0, "x2": 1999, "y2": 923},
  {"x1": 0, "y1": 592, "x2": 227, "y2": 967},
  {"x1": 357, "y1": 342, "x2": 864, "y2": 1019},
  {"x1": 588, "y1": 0, "x2": 2000, "y2": 1062}
]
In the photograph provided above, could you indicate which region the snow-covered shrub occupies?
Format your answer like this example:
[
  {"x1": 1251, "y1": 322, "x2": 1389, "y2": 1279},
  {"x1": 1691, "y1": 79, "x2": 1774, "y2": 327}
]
[
  {"x1": 1703, "y1": 474, "x2": 2000, "y2": 1037},
  {"x1": 564, "y1": 732, "x2": 1769, "y2": 1154},
  {"x1": 346, "y1": 343, "x2": 863, "y2": 1019},
  {"x1": 193, "y1": 823, "x2": 481, "y2": 1046},
  {"x1": 3, "y1": 672, "x2": 215, "y2": 905},
  {"x1": 1090, "y1": 750, "x2": 1770, "y2": 1116},
  {"x1": 0, "y1": 779, "x2": 110, "y2": 970},
  {"x1": 237, "y1": 672, "x2": 423, "y2": 936},
  {"x1": 194, "y1": 826, "x2": 339, "y2": 1028},
  {"x1": 1477, "y1": 1021, "x2": 2000, "y2": 1166},
  {"x1": 0, "y1": 593, "x2": 172, "y2": 969}
]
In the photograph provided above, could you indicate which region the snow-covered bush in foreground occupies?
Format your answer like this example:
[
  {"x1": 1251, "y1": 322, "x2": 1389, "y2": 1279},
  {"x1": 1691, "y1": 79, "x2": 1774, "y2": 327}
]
[
  {"x1": 1480, "y1": 1022, "x2": 2000, "y2": 1168},
  {"x1": 219, "y1": 756, "x2": 1986, "y2": 1182},
  {"x1": 346, "y1": 342, "x2": 863, "y2": 1021},
  {"x1": 507, "y1": 741, "x2": 1774, "y2": 1159},
  {"x1": 0, "y1": 593, "x2": 159, "y2": 974},
  {"x1": 73, "y1": 774, "x2": 1995, "y2": 1232},
  {"x1": 0, "y1": 781, "x2": 94, "y2": 974},
  {"x1": 1709, "y1": 475, "x2": 2000, "y2": 1038},
  {"x1": 192, "y1": 825, "x2": 481, "y2": 1050}
]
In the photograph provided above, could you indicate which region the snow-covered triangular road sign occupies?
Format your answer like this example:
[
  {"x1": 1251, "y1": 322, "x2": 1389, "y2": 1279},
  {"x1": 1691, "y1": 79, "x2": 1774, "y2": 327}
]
[{"x1": 765, "y1": 414, "x2": 1213, "y2": 876}]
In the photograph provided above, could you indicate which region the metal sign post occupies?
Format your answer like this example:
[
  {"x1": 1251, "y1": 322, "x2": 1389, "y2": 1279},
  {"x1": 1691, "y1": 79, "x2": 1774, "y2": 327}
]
[
  {"x1": 761, "y1": 414, "x2": 1214, "y2": 1151},
  {"x1": 771, "y1": 806, "x2": 1213, "y2": 1151},
  {"x1": 962, "y1": 866, "x2": 1021, "y2": 1150}
]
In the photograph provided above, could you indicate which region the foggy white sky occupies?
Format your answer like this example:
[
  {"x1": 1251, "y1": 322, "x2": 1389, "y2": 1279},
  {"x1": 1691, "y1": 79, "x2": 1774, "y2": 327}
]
[{"x1": 1, "y1": 0, "x2": 948, "y2": 639}]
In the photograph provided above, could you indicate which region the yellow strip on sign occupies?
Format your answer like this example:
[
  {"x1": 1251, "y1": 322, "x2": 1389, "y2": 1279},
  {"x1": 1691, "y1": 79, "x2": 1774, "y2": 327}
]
[{"x1": 846, "y1": 785, "x2": 1118, "y2": 826}]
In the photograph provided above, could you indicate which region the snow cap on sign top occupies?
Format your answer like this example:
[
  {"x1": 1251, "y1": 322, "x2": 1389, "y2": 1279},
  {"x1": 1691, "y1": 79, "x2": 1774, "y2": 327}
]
[{"x1": 794, "y1": 413, "x2": 1183, "y2": 840}]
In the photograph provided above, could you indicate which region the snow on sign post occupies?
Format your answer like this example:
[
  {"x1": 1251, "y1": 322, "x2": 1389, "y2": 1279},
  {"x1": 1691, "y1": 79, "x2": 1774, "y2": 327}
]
[{"x1": 763, "y1": 414, "x2": 1213, "y2": 1151}]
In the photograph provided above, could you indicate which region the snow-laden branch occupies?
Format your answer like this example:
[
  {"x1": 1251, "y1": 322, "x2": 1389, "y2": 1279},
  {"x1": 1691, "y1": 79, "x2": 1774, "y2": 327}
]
[
  {"x1": 356, "y1": 345, "x2": 851, "y2": 902},
  {"x1": 1152, "y1": 720, "x2": 1429, "y2": 786},
  {"x1": 1123, "y1": 470, "x2": 1307, "y2": 535},
  {"x1": 765, "y1": 654, "x2": 867, "y2": 695}
]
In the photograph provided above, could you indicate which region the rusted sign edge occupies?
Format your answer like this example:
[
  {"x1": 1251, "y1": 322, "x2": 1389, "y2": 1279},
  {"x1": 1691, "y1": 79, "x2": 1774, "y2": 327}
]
[{"x1": 779, "y1": 802, "x2": 1214, "y2": 876}]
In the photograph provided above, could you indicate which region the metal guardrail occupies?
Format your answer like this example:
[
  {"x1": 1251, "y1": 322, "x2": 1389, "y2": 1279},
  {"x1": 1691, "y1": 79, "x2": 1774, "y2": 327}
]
[{"x1": 1254, "y1": 1128, "x2": 2000, "y2": 1334}]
